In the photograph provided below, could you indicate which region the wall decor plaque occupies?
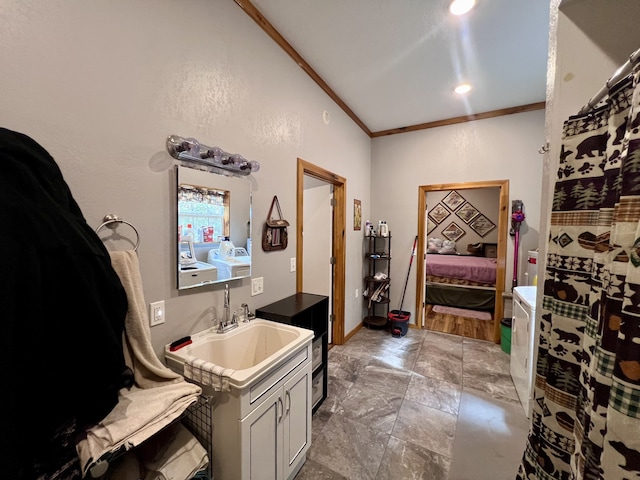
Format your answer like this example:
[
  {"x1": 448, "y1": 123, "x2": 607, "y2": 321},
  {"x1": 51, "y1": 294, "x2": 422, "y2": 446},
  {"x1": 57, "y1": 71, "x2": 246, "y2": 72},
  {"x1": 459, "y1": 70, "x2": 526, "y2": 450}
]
[
  {"x1": 442, "y1": 222, "x2": 466, "y2": 242},
  {"x1": 470, "y1": 214, "x2": 496, "y2": 237},
  {"x1": 443, "y1": 190, "x2": 465, "y2": 211},
  {"x1": 428, "y1": 203, "x2": 450, "y2": 224}
]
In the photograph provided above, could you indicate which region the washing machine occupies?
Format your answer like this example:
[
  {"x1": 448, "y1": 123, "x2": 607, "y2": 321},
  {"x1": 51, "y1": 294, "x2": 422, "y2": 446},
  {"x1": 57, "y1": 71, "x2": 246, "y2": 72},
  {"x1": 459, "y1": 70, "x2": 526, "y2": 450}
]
[{"x1": 511, "y1": 285, "x2": 538, "y2": 417}]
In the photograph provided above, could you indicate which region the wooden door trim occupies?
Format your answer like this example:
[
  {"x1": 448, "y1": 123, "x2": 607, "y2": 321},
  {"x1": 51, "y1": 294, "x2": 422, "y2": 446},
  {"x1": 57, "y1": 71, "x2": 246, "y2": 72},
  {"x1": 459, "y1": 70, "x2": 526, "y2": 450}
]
[
  {"x1": 297, "y1": 159, "x2": 346, "y2": 345},
  {"x1": 416, "y1": 180, "x2": 509, "y2": 343}
]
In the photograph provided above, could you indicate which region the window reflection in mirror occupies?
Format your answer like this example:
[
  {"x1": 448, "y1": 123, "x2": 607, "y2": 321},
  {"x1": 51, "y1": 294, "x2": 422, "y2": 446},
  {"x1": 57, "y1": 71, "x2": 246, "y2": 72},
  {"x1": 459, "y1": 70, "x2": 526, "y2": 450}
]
[{"x1": 176, "y1": 165, "x2": 251, "y2": 290}]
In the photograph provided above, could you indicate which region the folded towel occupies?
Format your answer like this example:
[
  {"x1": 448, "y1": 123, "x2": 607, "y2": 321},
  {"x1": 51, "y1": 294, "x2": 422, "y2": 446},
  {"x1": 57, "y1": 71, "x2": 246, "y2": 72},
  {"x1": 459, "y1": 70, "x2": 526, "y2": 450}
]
[
  {"x1": 137, "y1": 422, "x2": 208, "y2": 480},
  {"x1": 77, "y1": 383, "x2": 201, "y2": 477},
  {"x1": 184, "y1": 358, "x2": 235, "y2": 392},
  {"x1": 76, "y1": 250, "x2": 202, "y2": 477}
]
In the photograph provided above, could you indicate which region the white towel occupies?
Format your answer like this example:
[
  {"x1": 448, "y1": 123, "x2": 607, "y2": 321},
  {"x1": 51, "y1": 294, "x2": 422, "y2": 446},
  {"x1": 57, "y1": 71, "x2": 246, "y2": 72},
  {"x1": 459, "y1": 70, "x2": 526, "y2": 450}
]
[
  {"x1": 184, "y1": 358, "x2": 235, "y2": 392},
  {"x1": 76, "y1": 250, "x2": 202, "y2": 477},
  {"x1": 137, "y1": 422, "x2": 208, "y2": 480}
]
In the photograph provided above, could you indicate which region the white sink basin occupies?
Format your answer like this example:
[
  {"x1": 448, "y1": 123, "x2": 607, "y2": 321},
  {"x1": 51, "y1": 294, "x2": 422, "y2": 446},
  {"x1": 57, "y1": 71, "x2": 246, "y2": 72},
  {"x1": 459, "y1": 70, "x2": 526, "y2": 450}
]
[{"x1": 164, "y1": 319, "x2": 314, "y2": 389}]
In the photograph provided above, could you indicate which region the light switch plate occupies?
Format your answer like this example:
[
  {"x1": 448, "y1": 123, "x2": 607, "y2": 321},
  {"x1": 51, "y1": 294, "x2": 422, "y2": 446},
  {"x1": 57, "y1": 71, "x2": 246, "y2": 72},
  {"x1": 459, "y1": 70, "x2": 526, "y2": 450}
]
[
  {"x1": 251, "y1": 277, "x2": 264, "y2": 296},
  {"x1": 290, "y1": 257, "x2": 296, "y2": 272},
  {"x1": 149, "y1": 300, "x2": 165, "y2": 326}
]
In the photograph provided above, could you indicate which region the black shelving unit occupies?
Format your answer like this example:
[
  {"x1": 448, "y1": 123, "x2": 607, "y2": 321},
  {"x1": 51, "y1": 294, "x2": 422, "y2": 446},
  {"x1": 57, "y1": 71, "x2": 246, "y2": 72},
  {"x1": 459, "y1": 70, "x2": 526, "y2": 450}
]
[
  {"x1": 256, "y1": 293, "x2": 329, "y2": 413},
  {"x1": 363, "y1": 234, "x2": 391, "y2": 328}
]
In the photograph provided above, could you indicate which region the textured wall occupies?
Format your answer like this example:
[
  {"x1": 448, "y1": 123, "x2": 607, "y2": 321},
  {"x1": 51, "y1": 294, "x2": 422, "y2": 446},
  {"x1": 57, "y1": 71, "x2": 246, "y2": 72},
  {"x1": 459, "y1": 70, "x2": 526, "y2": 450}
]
[
  {"x1": 371, "y1": 110, "x2": 546, "y2": 322},
  {"x1": 0, "y1": 0, "x2": 371, "y2": 352}
]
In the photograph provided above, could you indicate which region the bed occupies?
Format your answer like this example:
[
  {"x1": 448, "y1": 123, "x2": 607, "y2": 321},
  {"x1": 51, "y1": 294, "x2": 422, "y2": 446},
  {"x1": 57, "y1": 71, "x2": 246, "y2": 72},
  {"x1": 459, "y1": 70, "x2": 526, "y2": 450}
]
[{"x1": 425, "y1": 254, "x2": 497, "y2": 311}]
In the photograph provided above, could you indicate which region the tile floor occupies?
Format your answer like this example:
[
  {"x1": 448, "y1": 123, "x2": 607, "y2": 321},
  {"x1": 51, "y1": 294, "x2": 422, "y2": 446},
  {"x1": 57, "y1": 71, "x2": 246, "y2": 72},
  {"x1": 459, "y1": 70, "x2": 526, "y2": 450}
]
[{"x1": 294, "y1": 326, "x2": 530, "y2": 480}]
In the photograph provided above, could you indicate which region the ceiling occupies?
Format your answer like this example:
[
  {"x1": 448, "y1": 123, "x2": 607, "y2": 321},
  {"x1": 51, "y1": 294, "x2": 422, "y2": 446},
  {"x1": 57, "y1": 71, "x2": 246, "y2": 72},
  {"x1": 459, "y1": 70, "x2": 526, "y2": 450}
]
[{"x1": 238, "y1": 0, "x2": 551, "y2": 136}]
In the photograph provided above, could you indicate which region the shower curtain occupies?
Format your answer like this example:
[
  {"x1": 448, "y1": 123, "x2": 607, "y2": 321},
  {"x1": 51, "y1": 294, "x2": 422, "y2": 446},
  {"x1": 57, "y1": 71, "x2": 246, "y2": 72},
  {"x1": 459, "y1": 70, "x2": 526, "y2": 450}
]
[{"x1": 517, "y1": 65, "x2": 640, "y2": 479}]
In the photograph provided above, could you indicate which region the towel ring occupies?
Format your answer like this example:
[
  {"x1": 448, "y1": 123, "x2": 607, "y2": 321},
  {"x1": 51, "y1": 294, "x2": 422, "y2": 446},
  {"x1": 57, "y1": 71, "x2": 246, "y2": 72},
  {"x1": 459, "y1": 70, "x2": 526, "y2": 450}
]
[{"x1": 95, "y1": 214, "x2": 141, "y2": 251}]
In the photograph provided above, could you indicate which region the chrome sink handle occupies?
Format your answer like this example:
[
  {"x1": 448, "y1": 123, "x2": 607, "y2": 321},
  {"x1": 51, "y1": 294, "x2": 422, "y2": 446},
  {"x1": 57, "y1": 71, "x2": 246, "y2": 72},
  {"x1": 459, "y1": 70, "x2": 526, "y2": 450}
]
[{"x1": 242, "y1": 303, "x2": 254, "y2": 322}]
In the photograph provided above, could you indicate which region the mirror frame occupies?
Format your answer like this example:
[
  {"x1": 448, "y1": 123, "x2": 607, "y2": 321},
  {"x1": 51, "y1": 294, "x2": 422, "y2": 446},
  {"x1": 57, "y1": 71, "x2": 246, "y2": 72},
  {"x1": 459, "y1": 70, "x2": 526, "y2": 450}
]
[
  {"x1": 416, "y1": 180, "x2": 509, "y2": 343},
  {"x1": 175, "y1": 165, "x2": 252, "y2": 290}
]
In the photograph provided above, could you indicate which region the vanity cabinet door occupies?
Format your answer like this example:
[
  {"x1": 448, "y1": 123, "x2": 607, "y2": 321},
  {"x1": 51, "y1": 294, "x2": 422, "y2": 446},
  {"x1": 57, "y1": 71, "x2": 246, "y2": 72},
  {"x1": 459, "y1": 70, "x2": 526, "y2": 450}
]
[
  {"x1": 240, "y1": 362, "x2": 311, "y2": 480},
  {"x1": 283, "y1": 366, "x2": 311, "y2": 479},
  {"x1": 242, "y1": 388, "x2": 283, "y2": 480}
]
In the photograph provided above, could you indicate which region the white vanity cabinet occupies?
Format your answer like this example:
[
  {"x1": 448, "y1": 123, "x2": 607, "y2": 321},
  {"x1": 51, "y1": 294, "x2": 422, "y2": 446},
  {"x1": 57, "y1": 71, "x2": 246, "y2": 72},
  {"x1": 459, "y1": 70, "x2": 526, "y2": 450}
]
[
  {"x1": 241, "y1": 365, "x2": 310, "y2": 480},
  {"x1": 206, "y1": 341, "x2": 312, "y2": 480}
]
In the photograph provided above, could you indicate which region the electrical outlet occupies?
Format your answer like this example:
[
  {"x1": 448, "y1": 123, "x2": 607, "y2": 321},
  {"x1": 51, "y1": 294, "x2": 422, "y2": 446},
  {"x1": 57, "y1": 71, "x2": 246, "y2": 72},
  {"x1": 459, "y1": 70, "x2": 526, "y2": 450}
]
[
  {"x1": 290, "y1": 257, "x2": 296, "y2": 272},
  {"x1": 251, "y1": 277, "x2": 264, "y2": 296},
  {"x1": 149, "y1": 300, "x2": 165, "y2": 327}
]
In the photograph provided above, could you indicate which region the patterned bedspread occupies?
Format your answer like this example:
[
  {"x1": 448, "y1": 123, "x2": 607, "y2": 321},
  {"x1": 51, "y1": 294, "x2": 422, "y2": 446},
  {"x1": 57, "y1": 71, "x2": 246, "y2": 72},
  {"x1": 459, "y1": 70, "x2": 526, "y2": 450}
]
[{"x1": 425, "y1": 254, "x2": 496, "y2": 286}]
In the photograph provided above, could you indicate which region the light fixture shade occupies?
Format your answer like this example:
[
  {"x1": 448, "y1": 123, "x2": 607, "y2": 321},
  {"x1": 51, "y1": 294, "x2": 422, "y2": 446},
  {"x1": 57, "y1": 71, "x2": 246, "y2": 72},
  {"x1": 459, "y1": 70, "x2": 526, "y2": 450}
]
[
  {"x1": 166, "y1": 135, "x2": 259, "y2": 177},
  {"x1": 454, "y1": 83, "x2": 472, "y2": 94},
  {"x1": 449, "y1": 0, "x2": 475, "y2": 16}
]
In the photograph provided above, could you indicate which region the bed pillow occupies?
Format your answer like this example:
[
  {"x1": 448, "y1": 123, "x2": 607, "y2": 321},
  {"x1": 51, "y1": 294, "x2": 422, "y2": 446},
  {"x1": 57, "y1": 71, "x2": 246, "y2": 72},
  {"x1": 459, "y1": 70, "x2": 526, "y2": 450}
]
[
  {"x1": 427, "y1": 237, "x2": 442, "y2": 253},
  {"x1": 438, "y1": 240, "x2": 457, "y2": 255}
]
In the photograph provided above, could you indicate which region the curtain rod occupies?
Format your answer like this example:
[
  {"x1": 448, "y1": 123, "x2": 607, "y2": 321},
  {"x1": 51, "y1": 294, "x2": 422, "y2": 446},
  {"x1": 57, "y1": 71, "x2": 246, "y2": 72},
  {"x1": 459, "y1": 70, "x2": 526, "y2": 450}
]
[{"x1": 578, "y1": 47, "x2": 640, "y2": 115}]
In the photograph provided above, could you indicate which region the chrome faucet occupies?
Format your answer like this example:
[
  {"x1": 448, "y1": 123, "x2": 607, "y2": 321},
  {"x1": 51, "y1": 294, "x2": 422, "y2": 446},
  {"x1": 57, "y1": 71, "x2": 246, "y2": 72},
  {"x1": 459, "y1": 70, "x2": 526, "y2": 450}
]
[
  {"x1": 224, "y1": 283, "x2": 230, "y2": 323},
  {"x1": 218, "y1": 284, "x2": 239, "y2": 333}
]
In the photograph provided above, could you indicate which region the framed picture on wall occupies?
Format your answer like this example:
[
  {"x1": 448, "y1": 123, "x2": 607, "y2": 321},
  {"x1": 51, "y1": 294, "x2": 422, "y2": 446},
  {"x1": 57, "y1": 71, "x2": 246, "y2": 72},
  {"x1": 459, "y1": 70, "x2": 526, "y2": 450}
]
[
  {"x1": 428, "y1": 203, "x2": 450, "y2": 224},
  {"x1": 427, "y1": 217, "x2": 436, "y2": 234},
  {"x1": 443, "y1": 190, "x2": 465, "y2": 211},
  {"x1": 470, "y1": 214, "x2": 496, "y2": 237},
  {"x1": 456, "y1": 202, "x2": 480, "y2": 224},
  {"x1": 354, "y1": 199, "x2": 362, "y2": 230},
  {"x1": 441, "y1": 222, "x2": 466, "y2": 242}
]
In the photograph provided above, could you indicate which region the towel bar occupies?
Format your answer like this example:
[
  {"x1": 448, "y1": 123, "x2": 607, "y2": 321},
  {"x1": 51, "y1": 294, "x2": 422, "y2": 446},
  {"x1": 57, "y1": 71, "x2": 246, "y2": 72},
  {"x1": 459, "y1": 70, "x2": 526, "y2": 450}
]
[{"x1": 95, "y1": 213, "x2": 141, "y2": 251}]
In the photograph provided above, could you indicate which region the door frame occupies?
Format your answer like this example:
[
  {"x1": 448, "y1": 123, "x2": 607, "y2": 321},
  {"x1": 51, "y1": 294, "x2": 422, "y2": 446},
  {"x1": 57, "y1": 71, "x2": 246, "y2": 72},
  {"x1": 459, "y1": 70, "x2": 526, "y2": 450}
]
[
  {"x1": 296, "y1": 158, "x2": 346, "y2": 345},
  {"x1": 415, "y1": 180, "x2": 509, "y2": 343}
]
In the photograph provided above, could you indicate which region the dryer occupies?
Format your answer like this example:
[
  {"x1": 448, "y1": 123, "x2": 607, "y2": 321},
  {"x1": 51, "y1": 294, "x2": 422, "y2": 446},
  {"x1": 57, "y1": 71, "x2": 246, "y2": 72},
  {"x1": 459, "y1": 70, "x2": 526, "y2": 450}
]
[{"x1": 511, "y1": 285, "x2": 538, "y2": 417}]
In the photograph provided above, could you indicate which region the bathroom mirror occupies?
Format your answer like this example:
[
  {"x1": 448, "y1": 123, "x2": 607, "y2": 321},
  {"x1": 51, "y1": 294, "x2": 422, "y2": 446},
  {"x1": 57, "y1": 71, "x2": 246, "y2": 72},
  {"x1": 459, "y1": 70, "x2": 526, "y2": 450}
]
[{"x1": 176, "y1": 165, "x2": 252, "y2": 290}]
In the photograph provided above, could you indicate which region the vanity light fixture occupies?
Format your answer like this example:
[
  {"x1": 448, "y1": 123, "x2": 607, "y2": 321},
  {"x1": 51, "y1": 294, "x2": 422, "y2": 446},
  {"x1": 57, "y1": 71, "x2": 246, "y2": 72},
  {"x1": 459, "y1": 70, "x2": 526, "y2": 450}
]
[
  {"x1": 166, "y1": 135, "x2": 260, "y2": 177},
  {"x1": 449, "y1": 0, "x2": 476, "y2": 16},
  {"x1": 454, "y1": 83, "x2": 472, "y2": 94}
]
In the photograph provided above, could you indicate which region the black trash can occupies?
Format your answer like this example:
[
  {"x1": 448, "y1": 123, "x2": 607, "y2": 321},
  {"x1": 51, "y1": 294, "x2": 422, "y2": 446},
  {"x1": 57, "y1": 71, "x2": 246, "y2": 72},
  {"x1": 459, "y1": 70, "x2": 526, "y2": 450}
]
[{"x1": 500, "y1": 317, "x2": 512, "y2": 354}]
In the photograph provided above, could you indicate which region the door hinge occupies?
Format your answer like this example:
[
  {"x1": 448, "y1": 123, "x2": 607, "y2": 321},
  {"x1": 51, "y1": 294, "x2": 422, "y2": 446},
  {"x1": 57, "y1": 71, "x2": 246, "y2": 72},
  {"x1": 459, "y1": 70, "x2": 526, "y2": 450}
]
[
  {"x1": 330, "y1": 198, "x2": 337, "y2": 207},
  {"x1": 329, "y1": 256, "x2": 336, "y2": 265},
  {"x1": 329, "y1": 314, "x2": 335, "y2": 324}
]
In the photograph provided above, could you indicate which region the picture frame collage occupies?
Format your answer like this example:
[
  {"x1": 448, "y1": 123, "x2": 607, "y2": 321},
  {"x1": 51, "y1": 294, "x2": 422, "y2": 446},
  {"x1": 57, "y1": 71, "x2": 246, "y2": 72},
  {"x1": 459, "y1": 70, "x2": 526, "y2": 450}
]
[{"x1": 427, "y1": 190, "x2": 496, "y2": 241}]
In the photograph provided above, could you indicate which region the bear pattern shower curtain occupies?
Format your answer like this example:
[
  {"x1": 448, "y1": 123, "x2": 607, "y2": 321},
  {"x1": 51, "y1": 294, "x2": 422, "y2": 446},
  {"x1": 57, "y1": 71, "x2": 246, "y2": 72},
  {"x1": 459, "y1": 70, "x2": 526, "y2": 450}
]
[{"x1": 517, "y1": 65, "x2": 640, "y2": 479}]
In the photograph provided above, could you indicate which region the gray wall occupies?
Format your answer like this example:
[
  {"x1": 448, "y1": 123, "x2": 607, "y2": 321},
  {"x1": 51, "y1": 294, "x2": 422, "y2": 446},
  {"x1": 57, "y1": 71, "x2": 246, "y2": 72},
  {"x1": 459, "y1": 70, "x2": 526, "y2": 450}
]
[
  {"x1": 0, "y1": 0, "x2": 371, "y2": 354},
  {"x1": 1, "y1": 0, "x2": 550, "y2": 348}
]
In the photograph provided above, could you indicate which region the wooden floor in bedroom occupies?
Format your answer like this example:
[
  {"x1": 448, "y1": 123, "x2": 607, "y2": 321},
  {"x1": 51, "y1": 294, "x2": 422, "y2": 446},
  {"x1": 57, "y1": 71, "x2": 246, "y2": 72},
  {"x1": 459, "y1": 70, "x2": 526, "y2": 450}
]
[{"x1": 423, "y1": 304, "x2": 494, "y2": 342}]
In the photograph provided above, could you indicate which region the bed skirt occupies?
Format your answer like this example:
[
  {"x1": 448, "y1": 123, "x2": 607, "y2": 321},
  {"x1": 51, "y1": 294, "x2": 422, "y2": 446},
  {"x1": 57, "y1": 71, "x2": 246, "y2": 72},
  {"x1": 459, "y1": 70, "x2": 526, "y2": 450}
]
[{"x1": 426, "y1": 282, "x2": 495, "y2": 311}]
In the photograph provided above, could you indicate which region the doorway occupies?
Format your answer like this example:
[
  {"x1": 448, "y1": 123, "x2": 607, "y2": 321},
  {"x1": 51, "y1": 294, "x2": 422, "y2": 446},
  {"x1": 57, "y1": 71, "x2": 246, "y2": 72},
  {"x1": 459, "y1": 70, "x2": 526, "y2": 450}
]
[
  {"x1": 296, "y1": 159, "x2": 346, "y2": 345},
  {"x1": 415, "y1": 180, "x2": 509, "y2": 343}
]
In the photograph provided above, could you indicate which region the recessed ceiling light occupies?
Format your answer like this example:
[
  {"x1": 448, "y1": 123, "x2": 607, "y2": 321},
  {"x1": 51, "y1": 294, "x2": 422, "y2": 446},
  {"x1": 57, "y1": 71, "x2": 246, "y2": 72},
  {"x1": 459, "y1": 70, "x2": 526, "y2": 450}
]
[
  {"x1": 454, "y1": 83, "x2": 472, "y2": 94},
  {"x1": 449, "y1": 0, "x2": 476, "y2": 16}
]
